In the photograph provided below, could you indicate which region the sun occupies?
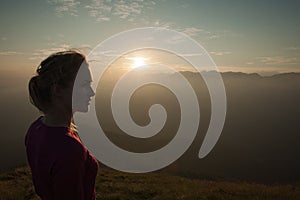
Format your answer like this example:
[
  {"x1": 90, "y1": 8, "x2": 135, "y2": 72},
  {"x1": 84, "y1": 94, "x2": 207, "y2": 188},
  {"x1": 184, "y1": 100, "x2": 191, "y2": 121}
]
[{"x1": 129, "y1": 57, "x2": 148, "y2": 69}]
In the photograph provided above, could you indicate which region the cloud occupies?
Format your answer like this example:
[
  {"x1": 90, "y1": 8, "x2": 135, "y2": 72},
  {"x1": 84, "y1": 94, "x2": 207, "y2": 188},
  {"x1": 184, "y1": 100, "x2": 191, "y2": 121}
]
[
  {"x1": 179, "y1": 27, "x2": 204, "y2": 37},
  {"x1": 85, "y1": 0, "x2": 112, "y2": 22},
  {"x1": 29, "y1": 43, "x2": 93, "y2": 60},
  {"x1": 1, "y1": 37, "x2": 7, "y2": 41},
  {"x1": 46, "y1": 0, "x2": 234, "y2": 43},
  {"x1": 113, "y1": 1, "x2": 143, "y2": 19},
  {"x1": 0, "y1": 51, "x2": 23, "y2": 56},
  {"x1": 29, "y1": 43, "x2": 81, "y2": 60},
  {"x1": 210, "y1": 51, "x2": 232, "y2": 56},
  {"x1": 257, "y1": 56, "x2": 300, "y2": 65},
  {"x1": 177, "y1": 53, "x2": 204, "y2": 57},
  {"x1": 88, "y1": 50, "x2": 124, "y2": 64},
  {"x1": 207, "y1": 34, "x2": 220, "y2": 40},
  {"x1": 151, "y1": 22, "x2": 226, "y2": 40},
  {"x1": 48, "y1": 0, "x2": 81, "y2": 17},
  {"x1": 84, "y1": 0, "x2": 158, "y2": 22},
  {"x1": 48, "y1": 0, "x2": 158, "y2": 21},
  {"x1": 284, "y1": 46, "x2": 300, "y2": 51},
  {"x1": 179, "y1": 27, "x2": 236, "y2": 41},
  {"x1": 165, "y1": 34, "x2": 187, "y2": 44},
  {"x1": 152, "y1": 21, "x2": 175, "y2": 28},
  {"x1": 159, "y1": 25, "x2": 206, "y2": 37},
  {"x1": 96, "y1": 16, "x2": 110, "y2": 22}
]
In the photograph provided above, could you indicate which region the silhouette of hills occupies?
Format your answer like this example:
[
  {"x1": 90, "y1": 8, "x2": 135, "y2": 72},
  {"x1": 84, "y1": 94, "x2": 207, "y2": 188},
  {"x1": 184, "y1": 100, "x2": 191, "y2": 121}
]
[
  {"x1": 0, "y1": 71, "x2": 299, "y2": 183},
  {"x1": 95, "y1": 71, "x2": 300, "y2": 183}
]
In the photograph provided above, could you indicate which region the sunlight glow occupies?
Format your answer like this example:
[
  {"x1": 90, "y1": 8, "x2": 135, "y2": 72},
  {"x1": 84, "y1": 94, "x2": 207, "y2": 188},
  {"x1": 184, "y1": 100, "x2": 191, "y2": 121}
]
[{"x1": 129, "y1": 57, "x2": 148, "y2": 69}]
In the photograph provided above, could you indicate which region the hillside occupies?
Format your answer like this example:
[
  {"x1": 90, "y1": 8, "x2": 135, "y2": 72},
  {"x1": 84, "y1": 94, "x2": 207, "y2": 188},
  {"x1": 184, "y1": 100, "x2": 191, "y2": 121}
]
[
  {"x1": 94, "y1": 71, "x2": 300, "y2": 183},
  {"x1": 0, "y1": 166, "x2": 299, "y2": 200},
  {"x1": 0, "y1": 72, "x2": 299, "y2": 183}
]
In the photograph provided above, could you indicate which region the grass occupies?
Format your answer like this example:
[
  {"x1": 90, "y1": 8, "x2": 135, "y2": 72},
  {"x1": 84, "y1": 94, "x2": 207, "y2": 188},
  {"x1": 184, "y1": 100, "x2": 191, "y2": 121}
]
[{"x1": 0, "y1": 166, "x2": 299, "y2": 200}]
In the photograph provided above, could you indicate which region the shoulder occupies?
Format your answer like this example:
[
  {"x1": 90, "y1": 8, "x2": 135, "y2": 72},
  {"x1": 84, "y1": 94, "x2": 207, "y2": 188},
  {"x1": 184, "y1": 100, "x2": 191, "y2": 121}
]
[
  {"x1": 53, "y1": 132, "x2": 90, "y2": 167},
  {"x1": 61, "y1": 133, "x2": 86, "y2": 155},
  {"x1": 51, "y1": 134, "x2": 88, "y2": 173},
  {"x1": 25, "y1": 116, "x2": 46, "y2": 146}
]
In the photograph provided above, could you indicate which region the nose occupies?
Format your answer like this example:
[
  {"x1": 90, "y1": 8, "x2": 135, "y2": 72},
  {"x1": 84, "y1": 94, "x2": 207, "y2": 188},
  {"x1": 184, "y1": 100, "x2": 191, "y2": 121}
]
[{"x1": 89, "y1": 86, "x2": 95, "y2": 97}]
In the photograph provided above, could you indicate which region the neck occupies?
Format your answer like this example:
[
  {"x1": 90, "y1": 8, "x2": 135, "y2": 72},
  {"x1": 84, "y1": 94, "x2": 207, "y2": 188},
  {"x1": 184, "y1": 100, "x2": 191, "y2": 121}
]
[{"x1": 42, "y1": 110, "x2": 73, "y2": 128}]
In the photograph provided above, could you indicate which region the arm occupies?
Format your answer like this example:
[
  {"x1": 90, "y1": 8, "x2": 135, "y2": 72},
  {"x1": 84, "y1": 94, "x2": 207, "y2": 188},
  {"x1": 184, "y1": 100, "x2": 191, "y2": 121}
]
[{"x1": 51, "y1": 141, "x2": 87, "y2": 200}]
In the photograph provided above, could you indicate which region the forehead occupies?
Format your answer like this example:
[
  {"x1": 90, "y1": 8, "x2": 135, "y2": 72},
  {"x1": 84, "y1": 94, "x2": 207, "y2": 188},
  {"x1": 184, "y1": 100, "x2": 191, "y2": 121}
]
[{"x1": 77, "y1": 62, "x2": 92, "y2": 82}]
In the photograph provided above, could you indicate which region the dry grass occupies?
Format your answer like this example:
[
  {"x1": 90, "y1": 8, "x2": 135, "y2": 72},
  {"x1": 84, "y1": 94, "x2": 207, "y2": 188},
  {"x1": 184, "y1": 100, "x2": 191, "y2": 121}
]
[{"x1": 0, "y1": 166, "x2": 299, "y2": 200}]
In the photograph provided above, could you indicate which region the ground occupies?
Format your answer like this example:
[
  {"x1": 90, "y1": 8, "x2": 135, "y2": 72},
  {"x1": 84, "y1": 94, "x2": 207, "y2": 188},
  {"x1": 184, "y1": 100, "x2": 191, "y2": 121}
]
[{"x1": 0, "y1": 166, "x2": 299, "y2": 200}]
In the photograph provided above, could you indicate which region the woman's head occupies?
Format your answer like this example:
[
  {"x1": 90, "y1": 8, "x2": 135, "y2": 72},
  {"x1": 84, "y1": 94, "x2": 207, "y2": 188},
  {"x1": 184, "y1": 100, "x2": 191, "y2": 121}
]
[{"x1": 29, "y1": 50, "x2": 93, "y2": 114}]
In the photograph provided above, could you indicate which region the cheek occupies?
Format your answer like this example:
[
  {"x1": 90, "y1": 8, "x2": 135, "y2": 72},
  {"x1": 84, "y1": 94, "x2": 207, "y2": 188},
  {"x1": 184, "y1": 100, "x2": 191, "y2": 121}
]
[{"x1": 74, "y1": 87, "x2": 88, "y2": 101}]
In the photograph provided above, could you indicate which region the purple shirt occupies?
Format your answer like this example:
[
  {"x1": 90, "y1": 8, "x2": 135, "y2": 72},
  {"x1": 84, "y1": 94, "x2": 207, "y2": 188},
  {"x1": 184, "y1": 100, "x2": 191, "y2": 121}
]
[{"x1": 25, "y1": 116, "x2": 98, "y2": 200}]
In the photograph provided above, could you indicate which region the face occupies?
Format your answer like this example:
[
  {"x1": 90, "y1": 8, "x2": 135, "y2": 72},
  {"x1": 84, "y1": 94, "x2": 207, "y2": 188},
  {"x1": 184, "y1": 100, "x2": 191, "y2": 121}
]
[{"x1": 72, "y1": 62, "x2": 95, "y2": 113}]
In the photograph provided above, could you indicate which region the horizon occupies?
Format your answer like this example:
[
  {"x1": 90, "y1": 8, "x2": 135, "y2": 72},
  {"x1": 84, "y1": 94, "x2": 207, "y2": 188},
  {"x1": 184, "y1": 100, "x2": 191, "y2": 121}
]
[
  {"x1": 0, "y1": 0, "x2": 300, "y2": 189},
  {"x1": 0, "y1": 70, "x2": 299, "y2": 183}
]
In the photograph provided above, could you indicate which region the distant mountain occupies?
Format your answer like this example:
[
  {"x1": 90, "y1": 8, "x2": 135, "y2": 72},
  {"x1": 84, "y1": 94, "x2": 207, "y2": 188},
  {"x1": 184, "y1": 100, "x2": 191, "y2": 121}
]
[
  {"x1": 95, "y1": 71, "x2": 300, "y2": 183},
  {"x1": 1, "y1": 71, "x2": 299, "y2": 184}
]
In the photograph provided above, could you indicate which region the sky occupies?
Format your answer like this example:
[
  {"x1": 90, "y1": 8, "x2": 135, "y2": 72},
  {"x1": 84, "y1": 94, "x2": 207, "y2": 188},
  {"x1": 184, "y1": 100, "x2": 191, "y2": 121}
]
[{"x1": 0, "y1": 0, "x2": 300, "y2": 75}]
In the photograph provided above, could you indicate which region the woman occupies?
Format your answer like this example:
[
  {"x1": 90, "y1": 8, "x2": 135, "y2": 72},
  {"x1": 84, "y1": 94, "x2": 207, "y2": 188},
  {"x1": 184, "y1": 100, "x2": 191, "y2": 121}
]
[{"x1": 25, "y1": 50, "x2": 98, "y2": 200}]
